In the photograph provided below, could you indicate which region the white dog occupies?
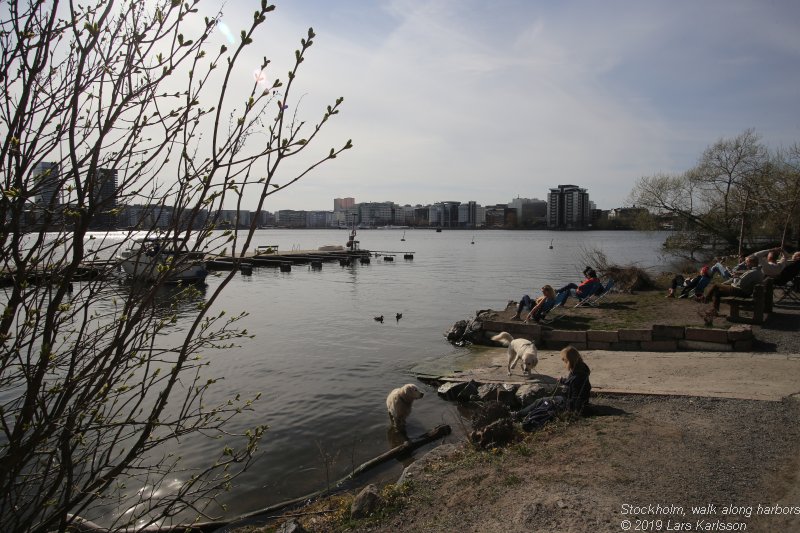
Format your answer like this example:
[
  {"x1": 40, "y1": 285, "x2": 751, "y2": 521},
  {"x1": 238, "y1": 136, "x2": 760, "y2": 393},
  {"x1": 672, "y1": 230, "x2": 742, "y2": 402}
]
[
  {"x1": 386, "y1": 383, "x2": 424, "y2": 431},
  {"x1": 491, "y1": 331, "x2": 538, "y2": 376}
]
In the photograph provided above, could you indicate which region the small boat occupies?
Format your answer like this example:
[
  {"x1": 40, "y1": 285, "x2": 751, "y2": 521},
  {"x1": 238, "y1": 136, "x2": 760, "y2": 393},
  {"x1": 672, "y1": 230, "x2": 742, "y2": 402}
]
[
  {"x1": 436, "y1": 228, "x2": 442, "y2": 233},
  {"x1": 117, "y1": 236, "x2": 208, "y2": 283},
  {"x1": 471, "y1": 235, "x2": 475, "y2": 245},
  {"x1": 401, "y1": 231, "x2": 406, "y2": 242}
]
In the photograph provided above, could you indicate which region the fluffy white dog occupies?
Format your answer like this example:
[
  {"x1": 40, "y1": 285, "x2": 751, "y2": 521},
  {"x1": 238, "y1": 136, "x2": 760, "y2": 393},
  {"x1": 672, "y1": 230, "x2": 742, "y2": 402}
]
[
  {"x1": 491, "y1": 331, "x2": 539, "y2": 376},
  {"x1": 386, "y1": 383, "x2": 424, "y2": 431}
]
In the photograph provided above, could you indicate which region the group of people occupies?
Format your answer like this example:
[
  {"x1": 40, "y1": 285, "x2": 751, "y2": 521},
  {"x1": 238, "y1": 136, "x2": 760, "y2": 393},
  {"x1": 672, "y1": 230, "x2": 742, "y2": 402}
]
[
  {"x1": 668, "y1": 247, "x2": 800, "y2": 314},
  {"x1": 511, "y1": 266, "x2": 607, "y2": 323}
]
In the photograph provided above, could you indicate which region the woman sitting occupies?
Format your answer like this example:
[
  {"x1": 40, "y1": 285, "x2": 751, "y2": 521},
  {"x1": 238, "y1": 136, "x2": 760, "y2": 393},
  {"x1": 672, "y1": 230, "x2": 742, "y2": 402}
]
[
  {"x1": 511, "y1": 284, "x2": 557, "y2": 322},
  {"x1": 556, "y1": 268, "x2": 603, "y2": 304}
]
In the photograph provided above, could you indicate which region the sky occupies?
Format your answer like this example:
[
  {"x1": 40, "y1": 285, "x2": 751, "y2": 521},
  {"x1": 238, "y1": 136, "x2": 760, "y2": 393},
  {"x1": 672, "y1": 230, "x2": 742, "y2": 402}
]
[{"x1": 209, "y1": 0, "x2": 800, "y2": 211}]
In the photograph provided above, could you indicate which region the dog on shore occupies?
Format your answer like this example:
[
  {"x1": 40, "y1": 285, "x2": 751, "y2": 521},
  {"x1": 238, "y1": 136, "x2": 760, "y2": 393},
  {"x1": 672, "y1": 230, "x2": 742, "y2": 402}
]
[
  {"x1": 491, "y1": 331, "x2": 538, "y2": 376},
  {"x1": 386, "y1": 384, "x2": 424, "y2": 432}
]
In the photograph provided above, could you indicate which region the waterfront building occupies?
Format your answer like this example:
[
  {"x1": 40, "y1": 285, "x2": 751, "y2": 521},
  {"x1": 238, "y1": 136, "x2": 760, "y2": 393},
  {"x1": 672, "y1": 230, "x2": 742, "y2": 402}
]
[
  {"x1": 458, "y1": 201, "x2": 481, "y2": 228},
  {"x1": 358, "y1": 202, "x2": 395, "y2": 227},
  {"x1": 484, "y1": 204, "x2": 514, "y2": 228},
  {"x1": 333, "y1": 197, "x2": 355, "y2": 211},
  {"x1": 429, "y1": 201, "x2": 460, "y2": 228},
  {"x1": 276, "y1": 210, "x2": 307, "y2": 228},
  {"x1": 32, "y1": 162, "x2": 61, "y2": 207},
  {"x1": 89, "y1": 168, "x2": 118, "y2": 229},
  {"x1": 547, "y1": 184, "x2": 590, "y2": 229},
  {"x1": 509, "y1": 197, "x2": 547, "y2": 228}
]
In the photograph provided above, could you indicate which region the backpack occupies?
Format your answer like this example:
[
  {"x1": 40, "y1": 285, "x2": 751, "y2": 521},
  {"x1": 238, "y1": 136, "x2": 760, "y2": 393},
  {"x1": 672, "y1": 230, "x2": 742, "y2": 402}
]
[{"x1": 520, "y1": 396, "x2": 564, "y2": 431}]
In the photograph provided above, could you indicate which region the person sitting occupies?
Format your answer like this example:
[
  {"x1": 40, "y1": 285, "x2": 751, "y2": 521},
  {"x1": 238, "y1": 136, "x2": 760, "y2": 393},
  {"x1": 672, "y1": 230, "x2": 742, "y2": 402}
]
[
  {"x1": 555, "y1": 268, "x2": 603, "y2": 304},
  {"x1": 511, "y1": 284, "x2": 557, "y2": 322},
  {"x1": 703, "y1": 255, "x2": 764, "y2": 313},
  {"x1": 667, "y1": 266, "x2": 712, "y2": 298},
  {"x1": 513, "y1": 346, "x2": 592, "y2": 428},
  {"x1": 708, "y1": 254, "x2": 748, "y2": 280},
  {"x1": 752, "y1": 247, "x2": 788, "y2": 278}
]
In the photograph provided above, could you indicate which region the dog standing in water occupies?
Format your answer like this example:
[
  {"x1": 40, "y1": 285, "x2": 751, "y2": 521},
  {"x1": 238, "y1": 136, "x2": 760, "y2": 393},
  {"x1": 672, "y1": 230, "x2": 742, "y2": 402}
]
[
  {"x1": 386, "y1": 384, "x2": 424, "y2": 432},
  {"x1": 491, "y1": 331, "x2": 539, "y2": 376}
]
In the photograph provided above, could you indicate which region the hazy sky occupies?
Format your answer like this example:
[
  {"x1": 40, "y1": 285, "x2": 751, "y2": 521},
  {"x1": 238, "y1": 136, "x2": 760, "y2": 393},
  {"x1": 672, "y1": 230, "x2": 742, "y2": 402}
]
[{"x1": 212, "y1": 0, "x2": 800, "y2": 211}]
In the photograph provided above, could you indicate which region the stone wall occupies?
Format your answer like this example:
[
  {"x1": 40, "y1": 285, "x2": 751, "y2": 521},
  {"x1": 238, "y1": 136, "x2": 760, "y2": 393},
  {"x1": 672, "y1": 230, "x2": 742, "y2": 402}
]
[{"x1": 481, "y1": 320, "x2": 754, "y2": 352}]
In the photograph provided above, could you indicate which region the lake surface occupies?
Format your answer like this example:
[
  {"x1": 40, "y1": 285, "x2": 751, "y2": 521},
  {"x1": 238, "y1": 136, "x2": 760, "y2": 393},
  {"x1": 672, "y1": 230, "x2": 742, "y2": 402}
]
[
  {"x1": 2, "y1": 228, "x2": 674, "y2": 525},
  {"x1": 180, "y1": 229, "x2": 672, "y2": 522}
]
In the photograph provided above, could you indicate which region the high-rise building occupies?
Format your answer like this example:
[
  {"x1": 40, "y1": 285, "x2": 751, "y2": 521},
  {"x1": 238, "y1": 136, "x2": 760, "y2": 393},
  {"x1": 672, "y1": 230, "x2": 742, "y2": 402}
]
[
  {"x1": 32, "y1": 162, "x2": 60, "y2": 207},
  {"x1": 509, "y1": 197, "x2": 547, "y2": 227},
  {"x1": 547, "y1": 184, "x2": 590, "y2": 229},
  {"x1": 334, "y1": 197, "x2": 355, "y2": 211},
  {"x1": 90, "y1": 168, "x2": 118, "y2": 229}
]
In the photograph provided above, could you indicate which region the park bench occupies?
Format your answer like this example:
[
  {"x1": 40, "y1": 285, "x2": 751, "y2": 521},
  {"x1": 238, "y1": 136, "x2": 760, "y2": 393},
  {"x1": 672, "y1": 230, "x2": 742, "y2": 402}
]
[
  {"x1": 720, "y1": 278, "x2": 773, "y2": 324},
  {"x1": 256, "y1": 244, "x2": 279, "y2": 254}
]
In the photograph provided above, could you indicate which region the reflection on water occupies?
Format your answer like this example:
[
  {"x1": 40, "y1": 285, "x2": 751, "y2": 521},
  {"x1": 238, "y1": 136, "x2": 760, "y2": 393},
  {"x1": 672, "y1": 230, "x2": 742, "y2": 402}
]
[{"x1": 12, "y1": 229, "x2": 672, "y2": 526}]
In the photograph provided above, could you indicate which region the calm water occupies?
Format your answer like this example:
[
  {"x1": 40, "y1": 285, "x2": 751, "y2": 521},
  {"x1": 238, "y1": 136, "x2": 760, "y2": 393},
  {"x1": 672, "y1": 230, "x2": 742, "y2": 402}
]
[
  {"x1": 3, "y1": 229, "x2": 673, "y2": 525},
  {"x1": 182, "y1": 229, "x2": 671, "y2": 521}
]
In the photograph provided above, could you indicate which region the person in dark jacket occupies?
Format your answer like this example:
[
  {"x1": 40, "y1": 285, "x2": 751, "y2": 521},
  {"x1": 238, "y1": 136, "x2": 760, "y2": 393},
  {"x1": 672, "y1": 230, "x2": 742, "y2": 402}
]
[
  {"x1": 512, "y1": 345, "x2": 592, "y2": 428},
  {"x1": 558, "y1": 345, "x2": 592, "y2": 415}
]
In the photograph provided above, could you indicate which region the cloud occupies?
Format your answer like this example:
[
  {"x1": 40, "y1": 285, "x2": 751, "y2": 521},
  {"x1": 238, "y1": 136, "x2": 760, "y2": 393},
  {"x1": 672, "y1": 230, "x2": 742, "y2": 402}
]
[{"x1": 222, "y1": 0, "x2": 800, "y2": 211}]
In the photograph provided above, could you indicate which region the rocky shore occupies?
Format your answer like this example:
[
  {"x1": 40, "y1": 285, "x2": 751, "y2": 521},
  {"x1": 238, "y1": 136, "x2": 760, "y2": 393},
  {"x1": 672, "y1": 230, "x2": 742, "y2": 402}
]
[{"x1": 231, "y1": 296, "x2": 800, "y2": 533}]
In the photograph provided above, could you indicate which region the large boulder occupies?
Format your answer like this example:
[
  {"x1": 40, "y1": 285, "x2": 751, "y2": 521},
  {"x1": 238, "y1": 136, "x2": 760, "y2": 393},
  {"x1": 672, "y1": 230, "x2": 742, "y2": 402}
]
[
  {"x1": 350, "y1": 484, "x2": 384, "y2": 519},
  {"x1": 437, "y1": 380, "x2": 480, "y2": 402},
  {"x1": 476, "y1": 383, "x2": 519, "y2": 407},
  {"x1": 516, "y1": 382, "x2": 553, "y2": 407},
  {"x1": 444, "y1": 310, "x2": 497, "y2": 346}
]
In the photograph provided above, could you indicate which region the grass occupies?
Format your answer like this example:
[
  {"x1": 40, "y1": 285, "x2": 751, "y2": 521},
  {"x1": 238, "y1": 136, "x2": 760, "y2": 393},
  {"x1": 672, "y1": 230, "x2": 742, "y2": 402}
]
[{"x1": 545, "y1": 287, "x2": 718, "y2": 331}]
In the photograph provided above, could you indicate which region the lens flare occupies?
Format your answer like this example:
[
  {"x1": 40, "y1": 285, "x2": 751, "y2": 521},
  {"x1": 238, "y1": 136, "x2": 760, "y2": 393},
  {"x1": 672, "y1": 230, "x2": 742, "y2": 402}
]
[{"x1": 217, "y1": 21, "x2": 236, "y2": 45}]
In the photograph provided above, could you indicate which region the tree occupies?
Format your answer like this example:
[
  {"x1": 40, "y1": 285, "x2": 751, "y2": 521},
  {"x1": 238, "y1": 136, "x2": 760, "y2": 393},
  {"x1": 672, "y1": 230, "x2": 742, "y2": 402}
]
[
  {"x1": 0, "y1": 1, "x2": 350, "y2": 531},
  {"x1": 628, "y1": 129, "x2": 792, "y2": 259}
]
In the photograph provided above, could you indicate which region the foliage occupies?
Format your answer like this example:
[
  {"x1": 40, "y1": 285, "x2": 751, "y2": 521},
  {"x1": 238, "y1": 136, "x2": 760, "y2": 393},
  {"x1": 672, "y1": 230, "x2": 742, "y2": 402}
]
[
  {"x1": 0, "y1": 1, "x2": 349, "y2": 531},
  {"x1": 628, "y1": 129, "x2": 800, "y2": 257}
]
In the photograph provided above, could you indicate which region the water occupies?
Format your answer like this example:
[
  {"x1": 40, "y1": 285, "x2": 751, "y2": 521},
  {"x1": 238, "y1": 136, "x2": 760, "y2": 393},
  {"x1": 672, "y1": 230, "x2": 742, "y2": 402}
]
[
  {"x1": 2, "y1": 228, "x2": 673, "y2": 524},
  {"x1": 179, "y1": 229, "x2": 670, "y2": 520}
]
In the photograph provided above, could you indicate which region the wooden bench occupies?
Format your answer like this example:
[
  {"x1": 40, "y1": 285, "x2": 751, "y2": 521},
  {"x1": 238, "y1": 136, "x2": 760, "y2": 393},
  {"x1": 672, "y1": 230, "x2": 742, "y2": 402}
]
[
  {"x1": 256, "y1": 244, "x2": 279, "y2": 254},
  {"x1": 721, "y1": 278, "x2": 773, "y2": 324}
]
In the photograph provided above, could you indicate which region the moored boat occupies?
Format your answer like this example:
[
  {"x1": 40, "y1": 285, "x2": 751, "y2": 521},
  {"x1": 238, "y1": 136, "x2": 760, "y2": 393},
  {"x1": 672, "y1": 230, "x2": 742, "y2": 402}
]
[{"x1": 117, "y1": 237, "x2": 208, "y2": 283}]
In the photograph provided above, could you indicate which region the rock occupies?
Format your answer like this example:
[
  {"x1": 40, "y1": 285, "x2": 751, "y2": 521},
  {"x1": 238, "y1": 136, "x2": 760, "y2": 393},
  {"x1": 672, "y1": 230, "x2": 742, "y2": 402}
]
[
  {"x1": 397, "y1": 443, "x2": 460, "y2": 485},
  {"x1": 476, "y1": 383, "x2": 518, "y2": 406},
  {"x1": 471, "y1": 401, "x2": 511, "y2": 430},
  {"x1": 444, "y1": 316, "x2": 487, "y2": 346},
  {"x1": 470, "y1": 418, "x2": 514, "y2": 449},
  {"x1": 276, "y1": 518, "x2": 309, "y2": 533},
  {"x1": 350, "y1": 484, "x2": 384, "y2": 519},
  {"x1": 516, "y1": 383, "x2": 552, "y2": 406},
  {"x1": 437, "y1": 380, "x2": 480, "y2": 402}
]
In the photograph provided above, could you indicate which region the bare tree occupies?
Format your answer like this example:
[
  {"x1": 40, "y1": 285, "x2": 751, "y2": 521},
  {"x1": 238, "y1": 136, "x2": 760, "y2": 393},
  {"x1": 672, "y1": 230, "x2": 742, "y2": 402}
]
[
  {"x1": 0, "y1": 1, "x2": 350, "y2": 531},
  {"x1": 629, "y1": 129, "x2": 789, "y2": 258}
]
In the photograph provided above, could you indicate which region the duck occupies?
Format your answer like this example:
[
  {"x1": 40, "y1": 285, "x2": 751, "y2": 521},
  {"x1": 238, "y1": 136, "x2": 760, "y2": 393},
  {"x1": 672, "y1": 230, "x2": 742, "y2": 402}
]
[
  {"x1": 374, "y1": 315, "x2": 384, "y2": 323},
  {"x1": 396, "y1": 313, "x2": 403, "y2": 321}
]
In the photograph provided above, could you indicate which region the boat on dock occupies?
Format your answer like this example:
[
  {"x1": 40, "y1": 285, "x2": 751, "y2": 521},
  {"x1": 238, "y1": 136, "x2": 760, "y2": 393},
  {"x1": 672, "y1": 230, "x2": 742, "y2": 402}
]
[{"x1": 117, "y1": 236, "x2": 208, "y2": 283}]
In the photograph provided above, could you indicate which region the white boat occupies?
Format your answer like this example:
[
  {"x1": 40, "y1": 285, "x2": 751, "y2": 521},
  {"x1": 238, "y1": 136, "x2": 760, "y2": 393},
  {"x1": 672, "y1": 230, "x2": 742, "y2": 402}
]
[{"x1": 117, "y1": 237, "x2": 208, "y2": 283}]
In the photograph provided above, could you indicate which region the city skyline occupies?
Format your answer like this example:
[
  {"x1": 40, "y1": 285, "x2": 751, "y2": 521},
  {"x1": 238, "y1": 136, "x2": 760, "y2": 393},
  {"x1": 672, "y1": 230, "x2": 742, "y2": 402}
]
[{"x1": 208, "y1": 0, "x2": 800, "y2": 212}]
